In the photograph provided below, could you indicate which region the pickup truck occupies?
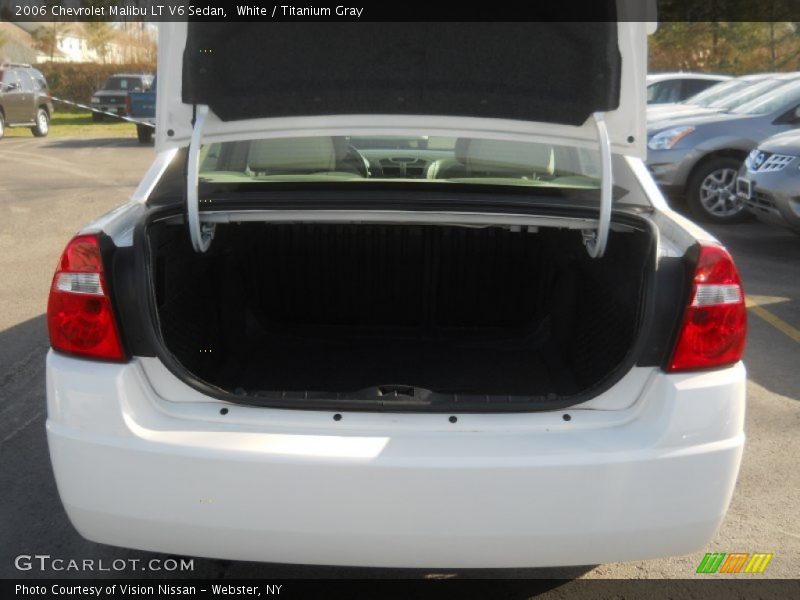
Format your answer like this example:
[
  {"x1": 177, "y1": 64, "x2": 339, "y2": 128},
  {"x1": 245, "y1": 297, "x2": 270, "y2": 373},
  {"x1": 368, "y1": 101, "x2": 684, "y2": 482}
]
[
  {"x1": 90, "y1": 73, "x2": 152, "y2": 123},
  {"x1": 127, "y1": 75, "x2": 156, "y2": 143}
]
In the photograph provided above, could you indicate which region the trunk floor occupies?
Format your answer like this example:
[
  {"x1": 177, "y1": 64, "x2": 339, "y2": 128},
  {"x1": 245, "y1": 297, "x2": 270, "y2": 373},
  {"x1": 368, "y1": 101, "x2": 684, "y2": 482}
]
[{"x1": 212, "y1": 332, "x2": 576, "y2": 396}]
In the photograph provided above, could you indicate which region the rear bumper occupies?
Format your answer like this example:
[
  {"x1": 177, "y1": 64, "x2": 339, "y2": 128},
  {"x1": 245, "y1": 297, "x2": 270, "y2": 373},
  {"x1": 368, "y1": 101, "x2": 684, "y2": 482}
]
[
  {"x1": 46, "y1": 352, "x2": 746, "y2": 568},
  {"x1": 95, "y1": 104, "x2": 126, "y2": 115}
]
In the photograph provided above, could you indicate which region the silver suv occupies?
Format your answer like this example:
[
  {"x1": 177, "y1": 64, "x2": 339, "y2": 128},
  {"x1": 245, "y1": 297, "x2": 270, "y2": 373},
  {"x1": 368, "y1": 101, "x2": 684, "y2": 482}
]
[
  {"x1": 738, "y1": 129, "x2": 800, "y2": 235},
  {"x1": 647, "y1": 75, "x2": 800, "y2": 223}
]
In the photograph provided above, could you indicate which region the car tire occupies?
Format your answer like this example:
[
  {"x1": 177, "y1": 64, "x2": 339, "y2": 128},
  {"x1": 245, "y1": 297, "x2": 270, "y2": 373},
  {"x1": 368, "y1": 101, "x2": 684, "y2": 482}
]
[
  {"x1": 92, "y1": 111, "x2": 104, "y2": 122},
  {"x1": 687, "y1": 157, "x2": 751, "y2": 224},
  {"x1": 136, "y1": 124, "x2": 154, "y2": 144},
  {"x1": 31, "y1": 108, "x2": 50, "y2": 137},
  {"x1": 0, "y1": 111, "x2": 5, "y2": 140}
]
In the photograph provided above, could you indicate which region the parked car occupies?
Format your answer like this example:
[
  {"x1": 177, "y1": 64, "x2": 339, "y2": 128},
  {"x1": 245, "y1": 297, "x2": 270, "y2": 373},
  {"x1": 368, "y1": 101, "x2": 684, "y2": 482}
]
[
  {"x1": 646, "y1": 72, "x2": 731, "y2": 104},
  {"x1": 0, "y1": 62, "x2": 54, "y2": 139},
  {"x1": 90, "y1": 73, "x2": 153, "y2": 122},
  {"x1": 647, "y1": 78, "x2": 800, "y2": 223},
  {"x1": 128, "y1": 75, "x2": 156, "y2": 143},
  {"x1": 46, "y1": 21, "x2": 747, "y2": 569},
  {"x1": 738, "y1": 129, "x2": 800, "y2": 235},
  {"x1": 646, "y1": 73, "x2": 790, "y2": 122}
]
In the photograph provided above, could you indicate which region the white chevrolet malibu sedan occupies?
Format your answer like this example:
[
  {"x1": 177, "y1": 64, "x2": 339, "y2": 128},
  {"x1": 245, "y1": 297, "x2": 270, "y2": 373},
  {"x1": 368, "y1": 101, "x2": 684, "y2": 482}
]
[{"x1": 46, "y1": 11, "x2": 747, "y2": 568}]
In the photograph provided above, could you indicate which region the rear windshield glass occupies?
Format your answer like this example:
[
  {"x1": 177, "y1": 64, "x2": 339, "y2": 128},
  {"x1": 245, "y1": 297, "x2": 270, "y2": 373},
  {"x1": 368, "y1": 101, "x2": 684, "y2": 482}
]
[
  {"x1": 103, "y1": 77, "x2": 145, "y2": 91},
  {"x1": 30, "y1": 69, "x2": 48, "y2": 91},
  {"x1": 198, "y1": 136, "x2": 603, "y2": 190}
]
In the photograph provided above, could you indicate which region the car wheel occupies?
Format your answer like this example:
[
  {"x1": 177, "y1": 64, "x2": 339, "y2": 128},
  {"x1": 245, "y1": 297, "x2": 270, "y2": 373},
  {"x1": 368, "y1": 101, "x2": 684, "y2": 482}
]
[
  {"x1": 31, "y1": 108, "x2": 50, "y2": 137},
  {"x1": 687, "y1": 157, "x2": 750, "y2": 224},
  {"x1": 136, "y1": 124, "x2": 154, "y2": 144},
  {"x1": 0, "y1": 112, "x2": 5, "y2": 140},
  {"x1": 92, "y1": 111, "x2": 104, "y2": 122}
]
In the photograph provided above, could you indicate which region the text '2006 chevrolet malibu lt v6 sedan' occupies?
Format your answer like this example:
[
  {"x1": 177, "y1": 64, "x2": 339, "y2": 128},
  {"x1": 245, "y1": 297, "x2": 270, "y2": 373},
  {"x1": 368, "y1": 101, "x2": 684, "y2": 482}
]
[{"x1": 46, "y1": 10, "x2": 747, "y2": 569}]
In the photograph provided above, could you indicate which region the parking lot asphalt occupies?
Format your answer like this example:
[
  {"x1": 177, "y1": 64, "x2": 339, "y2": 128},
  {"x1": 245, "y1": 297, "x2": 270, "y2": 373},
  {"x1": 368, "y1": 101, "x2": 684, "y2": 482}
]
[{"x1": 0, "y1": 136, "x2": 797, "y2": 582}]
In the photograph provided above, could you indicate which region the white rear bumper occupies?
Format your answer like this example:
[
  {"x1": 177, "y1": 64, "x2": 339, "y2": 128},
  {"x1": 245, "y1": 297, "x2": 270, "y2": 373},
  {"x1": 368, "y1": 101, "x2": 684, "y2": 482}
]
[{"x1": 46, "y1": 352, "x2": 745, "y2": 568}]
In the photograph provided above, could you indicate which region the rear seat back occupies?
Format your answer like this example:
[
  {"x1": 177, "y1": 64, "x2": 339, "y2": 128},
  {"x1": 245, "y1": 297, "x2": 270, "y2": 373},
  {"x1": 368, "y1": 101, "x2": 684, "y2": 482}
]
[
  {"x1": 462, "y1": 139, "x2": 555, "y2": 178},
  {"x1": 428, "y1": 138, "x2": 555, "y2": 180},
  {"x1": 247, "y1": 137, "x2": 339, "y2": 174}
]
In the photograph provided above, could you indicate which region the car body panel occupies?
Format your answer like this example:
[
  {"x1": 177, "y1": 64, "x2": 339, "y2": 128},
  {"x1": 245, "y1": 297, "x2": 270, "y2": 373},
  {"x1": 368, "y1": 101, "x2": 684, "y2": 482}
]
[
  {"x1": 646, "y1": 72, "x2": 731, "y2": 84},
  {"x1": 0, "y1": 68, "x2": 26, "y2": 122},
  {"x1": 47, "y1": 351, "x2": 745, "y2": 568}
]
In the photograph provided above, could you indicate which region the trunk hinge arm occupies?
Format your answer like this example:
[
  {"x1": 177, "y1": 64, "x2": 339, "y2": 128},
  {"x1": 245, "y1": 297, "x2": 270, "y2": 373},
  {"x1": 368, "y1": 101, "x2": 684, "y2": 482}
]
[
  {"x1": 583, "y1": 112, "x2": 613, "y2": 258},
  {"x1": 187, "y1": 104, "x2": 215, "y2": 253}
]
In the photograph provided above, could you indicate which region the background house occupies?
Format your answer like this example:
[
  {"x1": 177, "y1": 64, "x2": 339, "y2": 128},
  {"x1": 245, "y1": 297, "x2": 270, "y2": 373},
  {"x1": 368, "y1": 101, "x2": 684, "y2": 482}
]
[{"x1": 0, "y1": 21, "x2": 155, "y2": 65}]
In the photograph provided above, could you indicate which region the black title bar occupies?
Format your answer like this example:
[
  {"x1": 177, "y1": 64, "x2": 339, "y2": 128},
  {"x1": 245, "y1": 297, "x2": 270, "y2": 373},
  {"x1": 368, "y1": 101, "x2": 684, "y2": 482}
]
[{"x1": 3, "y1": 0, "x2": 800, "y2": 22}]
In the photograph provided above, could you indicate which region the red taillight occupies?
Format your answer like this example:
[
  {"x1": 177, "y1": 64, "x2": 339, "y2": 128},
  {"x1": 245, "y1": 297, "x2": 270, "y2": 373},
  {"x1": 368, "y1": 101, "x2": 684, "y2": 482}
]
[
  {"x1": 47, "y1": 234, "x2": 126, "y2": 361},
  {"x1": 125, "y1": 95, "x2": 131, "y2": 115},
  {"x1": 668, "y1": 243, "x2": 747, "y2": 372}
]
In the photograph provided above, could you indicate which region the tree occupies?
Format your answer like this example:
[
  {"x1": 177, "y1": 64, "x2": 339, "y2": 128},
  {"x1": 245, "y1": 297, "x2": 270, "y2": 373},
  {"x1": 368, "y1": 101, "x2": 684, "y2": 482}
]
[
  {"x1": 649, "y1": 22, "x2": 800, "y2": 75},
  {"x1": 85, "y1": 22, "x2": 115, "y2": 63},
  {"x1": 32, "y1": 23, "x2": 68, "y2": 62}
]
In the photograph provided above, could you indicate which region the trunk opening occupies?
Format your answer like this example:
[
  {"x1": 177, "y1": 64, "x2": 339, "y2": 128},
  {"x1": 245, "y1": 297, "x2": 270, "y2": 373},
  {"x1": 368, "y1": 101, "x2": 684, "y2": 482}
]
[{"x1": 145, "y1": 214, "x2": 654, "y2": 411}]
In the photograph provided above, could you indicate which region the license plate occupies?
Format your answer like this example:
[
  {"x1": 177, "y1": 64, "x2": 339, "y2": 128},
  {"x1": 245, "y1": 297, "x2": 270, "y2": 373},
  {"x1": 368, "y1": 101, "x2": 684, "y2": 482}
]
[{"x1": 737, "y1": 177, "x2": 753, "y2": 199}]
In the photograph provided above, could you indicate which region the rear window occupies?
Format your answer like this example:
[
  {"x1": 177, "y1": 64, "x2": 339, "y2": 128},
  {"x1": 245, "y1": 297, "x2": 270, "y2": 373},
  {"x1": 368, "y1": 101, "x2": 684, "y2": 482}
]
[
  {"x1": 683, "y1": 78, "x2": 719, "y2": 97},
  {"x1": 30, "y1": 69, "x2": 48, "y2": 91},
  {"x1": 198, "y1": 135, "x2": 603, "y2": 191},
  {"x1": 647, "y1": 79, "x2": 683, "y2": 103}
]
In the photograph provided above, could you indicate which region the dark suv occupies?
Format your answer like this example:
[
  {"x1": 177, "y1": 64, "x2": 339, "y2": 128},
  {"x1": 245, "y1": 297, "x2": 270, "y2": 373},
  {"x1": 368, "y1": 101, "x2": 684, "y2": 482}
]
[
  {"x1": 0, "y1": 63, "x2": 54, "y2": 140},
  {"x1": 90, "y1": 73, "x2": 153, "y2": 122}
]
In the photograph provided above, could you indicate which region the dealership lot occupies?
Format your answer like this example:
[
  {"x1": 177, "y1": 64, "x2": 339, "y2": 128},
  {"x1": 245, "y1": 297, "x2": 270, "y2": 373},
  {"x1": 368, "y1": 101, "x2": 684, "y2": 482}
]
[{"x1": 0, "y1": 136, "x2": 797, "y2": 580}]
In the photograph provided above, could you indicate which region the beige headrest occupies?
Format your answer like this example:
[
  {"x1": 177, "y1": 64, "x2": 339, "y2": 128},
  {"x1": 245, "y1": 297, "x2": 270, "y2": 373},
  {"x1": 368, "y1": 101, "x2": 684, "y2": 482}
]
[
  {"x1": 460, "y1": 139, "x2": 555, "y2": 175},
  {"x1": 248, "y1": 137, "x2": 338, "y2": 172}
]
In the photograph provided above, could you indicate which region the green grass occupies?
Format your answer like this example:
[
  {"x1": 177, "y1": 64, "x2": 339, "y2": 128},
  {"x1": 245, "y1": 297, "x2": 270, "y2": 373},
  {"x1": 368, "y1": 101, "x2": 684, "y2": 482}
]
[{"x1": 5, "y1": 111, "x2": 136, "y2": 138}]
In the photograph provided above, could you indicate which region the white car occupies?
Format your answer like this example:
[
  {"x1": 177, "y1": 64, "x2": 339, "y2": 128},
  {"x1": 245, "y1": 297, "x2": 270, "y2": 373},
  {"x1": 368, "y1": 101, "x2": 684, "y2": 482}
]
[
  {"x1": 646, "y1": 72, "x2": 732, "y2": 104},
  {"x1": 46, "y1": 13, "x2": 747, "y2": 569}
]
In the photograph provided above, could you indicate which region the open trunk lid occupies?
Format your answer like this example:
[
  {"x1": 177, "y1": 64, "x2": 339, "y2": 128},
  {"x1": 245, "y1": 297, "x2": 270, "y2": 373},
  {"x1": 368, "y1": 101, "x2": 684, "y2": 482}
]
[
  {"x1": 156, "y1": 2, "x2": 649, "y2": 155},
  {"x1": 153, "y1": 2, "x2": 651, "y2": 256}
]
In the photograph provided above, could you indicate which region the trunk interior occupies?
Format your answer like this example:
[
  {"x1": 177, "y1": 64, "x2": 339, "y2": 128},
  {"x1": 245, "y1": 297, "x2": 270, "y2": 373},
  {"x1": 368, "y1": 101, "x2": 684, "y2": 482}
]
[{"x1": 147, "y1": 219, "x2": 653, "y2": 408}]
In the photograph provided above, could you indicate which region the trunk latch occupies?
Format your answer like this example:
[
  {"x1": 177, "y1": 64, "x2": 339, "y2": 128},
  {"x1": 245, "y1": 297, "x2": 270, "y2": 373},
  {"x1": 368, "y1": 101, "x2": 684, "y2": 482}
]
[{"x1": 377, "y1": 385, "x2": 416, "y2": 398}]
